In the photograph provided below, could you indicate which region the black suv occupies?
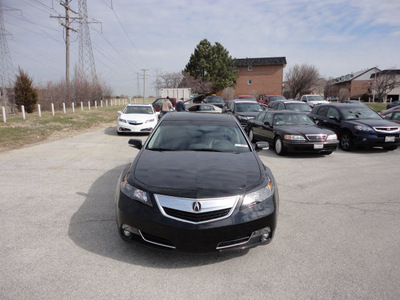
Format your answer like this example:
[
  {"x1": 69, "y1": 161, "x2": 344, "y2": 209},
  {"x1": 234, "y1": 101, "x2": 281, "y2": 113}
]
[
  {"x1": 223, "y1": 100, "x2": 264, "y2": 127},
  {"x1": 309, "y1": 103, "x2": 400, "y2": 151}
]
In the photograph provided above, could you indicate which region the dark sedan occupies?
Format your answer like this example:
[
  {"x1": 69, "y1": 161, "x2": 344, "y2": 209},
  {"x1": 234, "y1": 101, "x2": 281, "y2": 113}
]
[
  {"x1": 202, "y1": 95, "x2": 225, "y2": 108},
  {"x1": 309, "y1": 103, "x2": 400, "y2": 151},
  {"x1": 246, "y1": 110, "x2": 338, "y2": 155},
  {"x1": 268, "y1": 100, "x2": 312, "y2": 113},
  {"x1": 116, "y1": 112, "x2": 279, "y2": 253},
  {"x1": 386, "y1": 100, "x2": 400, "y2": 109},
  {"x1": 223, "y1": 100, "x2": 264, "y2": 127}
]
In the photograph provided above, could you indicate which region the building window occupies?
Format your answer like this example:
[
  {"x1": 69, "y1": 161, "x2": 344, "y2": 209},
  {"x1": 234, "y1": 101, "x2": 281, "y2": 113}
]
[
  {"x1": 248, "y1": 79, "x2": 252, "y2": 85},
  {"x1": 248, "y1": 65, "x2": 252, "y2": 71}
]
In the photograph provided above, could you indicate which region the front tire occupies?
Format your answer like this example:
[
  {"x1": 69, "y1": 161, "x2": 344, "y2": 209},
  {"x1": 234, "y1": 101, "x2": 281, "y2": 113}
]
[
  {"x1": 274, "y1": 137, "x2": 285, "y2": 156},
  {"x1": 340, "y1": 132, "x2": 354, "y2": 151}
]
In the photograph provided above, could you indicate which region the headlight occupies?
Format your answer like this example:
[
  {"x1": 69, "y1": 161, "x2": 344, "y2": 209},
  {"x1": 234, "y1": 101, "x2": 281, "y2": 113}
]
[
  {"x1": 242, "y1": 175, "x2": 274, "y2": 207},
  {"x1": 327, "y1": 134, "x2": 337, "y2": 140},
  {"x1": 145, "y1": 118, "x2": 155, "y2": 123},
  {"x1": 121, "y1": 174, "x2": 152, "y2": 207},
  {"x1": 284, "y1": 134, "x2": 306, "y2": 141},
  {"x1": 354, "y1": 125, "x2": 373, "y2": 132},
  {"x1": 118, "y1": 118, "x2": 127, "y2": 123}
]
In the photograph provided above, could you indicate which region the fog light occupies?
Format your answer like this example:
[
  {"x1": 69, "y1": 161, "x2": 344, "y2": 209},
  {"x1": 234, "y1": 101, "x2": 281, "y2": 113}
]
[
  {"x1": 260, "y1": 227, "x2": 271, "y2": 242},
  {"x1": 122, "y1": 224, "x2": 140, "y2": 237}
]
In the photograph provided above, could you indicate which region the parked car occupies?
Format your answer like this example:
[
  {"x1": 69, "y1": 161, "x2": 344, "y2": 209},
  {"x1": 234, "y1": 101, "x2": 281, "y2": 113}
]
[
  {"x1": 116, "y1": 104, "x2": 158, "y2": 134},
  {"x1": 268, "y1": 100, "x2": 312, "y2": 113},
  {"x1": 300, "y1": 94, "x2": 329, "y2": 108},
  {"x1": 309, "y1": 103, "x2": 400, "y2": 151},
  {"x1": 386, "y1": 100, "x2": 400, "y2": 109},
  {"x1": 381, "y1": 108, "x2": 400, "y2": 124},
  {"x1": 258, "y1": 95, "x2": 286, "y2": 105},
  {"x1": 246, "y1": 110, "x2": 338, "y2": 155},
  {"x1": 236, "y1": 95, "x2": 257, "y2": 101},
  {"x1": 115, "y1": 112, "x2": 279, "y2": 253},
  {"x1": 186, "y1": 103, "x2": 222, "y2": 113},
  {"x1": 223, "y1": 99, "x2": 265, "y2": 127},
  {"x1": 151, "y1": 97, "x2": 177, "y2": 112},
  {"x1": 202, "y1": 95, "x2": 225, "y2": 108}
]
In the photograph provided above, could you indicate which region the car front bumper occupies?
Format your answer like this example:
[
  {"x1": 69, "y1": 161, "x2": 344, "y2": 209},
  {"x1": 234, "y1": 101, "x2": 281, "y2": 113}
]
[
  {"x1": 283, "y1": 140, "x2": 339, "y2": 153},
  {"x1": 117, "y1": 120, "x2": 157, "y2": 133},
  {"x1": 352, "y1": 132, "x2": 400, "y2": 148},
  {"x1": 115, "y1": 186, "x2": 278, "y2": 253}
]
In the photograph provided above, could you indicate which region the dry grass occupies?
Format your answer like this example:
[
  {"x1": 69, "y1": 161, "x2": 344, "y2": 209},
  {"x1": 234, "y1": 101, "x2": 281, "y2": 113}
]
[{"x1": 0, "y1": 106, "x2": 125, "y2": 152}]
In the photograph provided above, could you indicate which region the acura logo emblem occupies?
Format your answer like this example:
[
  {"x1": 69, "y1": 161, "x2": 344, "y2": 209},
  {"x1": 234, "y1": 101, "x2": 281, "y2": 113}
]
[{"x1": 192, "y1": 201, "x2": 201, "y2": 212}]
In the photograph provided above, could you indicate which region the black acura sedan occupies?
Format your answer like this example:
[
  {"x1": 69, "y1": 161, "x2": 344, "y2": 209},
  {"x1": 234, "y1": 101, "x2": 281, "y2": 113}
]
[
  {"x1": 115, "y1": 112, "x2": 279, "y2": 253},
  {"x1": 246, "y1": 110, "x2": 338, "y2": 155}
]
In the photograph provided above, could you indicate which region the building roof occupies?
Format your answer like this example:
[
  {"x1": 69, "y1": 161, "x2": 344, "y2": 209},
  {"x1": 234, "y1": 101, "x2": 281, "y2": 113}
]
[
  {"x1": 235, "y1": 57, "x2": 287, "y2": 67},
  {"x1": 333, "y1": 67, "x2": 380, "y2": 84},
  {"x1": 371, "y1": 69, "x2": 400, "y2": 78}
]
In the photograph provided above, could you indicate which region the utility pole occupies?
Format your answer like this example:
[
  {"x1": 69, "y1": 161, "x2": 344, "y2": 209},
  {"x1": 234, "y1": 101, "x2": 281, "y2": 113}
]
[
  {"x1": 141, "y1": 69, "x2": 148, "y2": 103},
  {"x1": 51, "y1": 1, "x2": 79, "y2": 101}
]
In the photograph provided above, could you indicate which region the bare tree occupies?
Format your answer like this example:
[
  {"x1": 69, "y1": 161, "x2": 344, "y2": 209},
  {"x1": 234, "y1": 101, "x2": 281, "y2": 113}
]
[
  {"x1": 179, "y1": 72, "x2": 211, "y2": 94},
  {"x1": 371, "y1": 70, "x2": 400, "y2": 102},
  {"x1": 284, "y1": 64, "x2": 320, "y2": 99},
  {"x1": 338, "y1": 88, "x2": 350, "y2": 101},
  {"x1": 153, "y1": 72, "x2": 184, "y2": 92}
]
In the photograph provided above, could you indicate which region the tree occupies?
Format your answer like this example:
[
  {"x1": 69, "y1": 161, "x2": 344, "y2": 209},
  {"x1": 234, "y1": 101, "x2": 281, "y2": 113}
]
[
  {"x1": 14, "y1": 68, "x2": 38, "y2": 113},
  {"x1": 184, "y1": 39, "x2": 237, "y2": 94},
  {"x1": 371, "y1": 70, "x2": 400, "y2": 102},
  {"x1": 284, "y1": 64, "x2": 320, "y2": 99}
]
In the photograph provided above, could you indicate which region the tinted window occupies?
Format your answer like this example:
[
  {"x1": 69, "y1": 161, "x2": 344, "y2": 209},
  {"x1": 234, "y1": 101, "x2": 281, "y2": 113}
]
[
  {"x1": 315, "y1": 106, "x2": 329, "y2": 117},
  {"x1": 326, "y1": 107, "x2": 339, "y2": 119},
  {"x1": 147, "y1": 123, "x2": 250, "y2": 153},
  {"x1": 264, "y1": 112, "x2": 273, "y2": 124},
  {"x1": 255, "y1": 111, "x2": 266, "y2": 121}
]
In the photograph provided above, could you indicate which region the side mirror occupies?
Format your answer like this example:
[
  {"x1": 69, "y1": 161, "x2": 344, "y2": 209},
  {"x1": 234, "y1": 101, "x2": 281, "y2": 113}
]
[
  {"x1": 328, "y1": 116, "x2": 340, "y2": 122},
  {"x1": 118, "y1": 111, "x2": 122, "y2": 115},
  {"x1": 128, "y1": 139, "x2": 142, "y2": 149},
  {"x1": 264, "y1": 121, "x2": 272, "y2": 127},
  {"x1": 255, "y1": 141, "x2": 269, "y2": 151}
]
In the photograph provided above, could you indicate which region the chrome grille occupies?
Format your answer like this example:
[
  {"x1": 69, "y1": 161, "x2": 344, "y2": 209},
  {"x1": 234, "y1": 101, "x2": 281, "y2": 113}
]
[
  {"x1": 373, "y1": 126, "x2": 399, "y2": 133},
  {"x1": 305, "y1": 134, "x2": 327, "y2": 142},
  {"x1": 154, "y1": 194, "x2": 239, "y2": 224}
]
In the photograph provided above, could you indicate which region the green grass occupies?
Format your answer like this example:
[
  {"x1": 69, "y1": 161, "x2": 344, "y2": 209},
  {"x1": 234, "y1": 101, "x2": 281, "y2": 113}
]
[
  {"x1": 364, "y1": 102, "x2": 386, "y2": 112},
  {"x1": 0, "y1": 105, "x2": 126, "y2": 152}
]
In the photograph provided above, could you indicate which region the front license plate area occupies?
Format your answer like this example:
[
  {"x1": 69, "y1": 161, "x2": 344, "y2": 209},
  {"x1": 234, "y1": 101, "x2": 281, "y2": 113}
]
[
  {"x1": 314, "y1": 144, "x2": 323, "y2": 149},
  {"x1": 385, "y1": 136, "x2": 395, "y2": 142}
]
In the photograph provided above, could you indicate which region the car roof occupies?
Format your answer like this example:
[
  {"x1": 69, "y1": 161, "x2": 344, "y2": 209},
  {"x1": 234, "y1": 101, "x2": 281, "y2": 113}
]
[
  {"x1": 271, "y1": 100, "x2": 305, "y2": 104},
  {"x1": 163, "y1": 111, "x2": 236, "y2": 123},
  {"x1": 126, "y1": 103, "x2": 152, "y2": 107}
]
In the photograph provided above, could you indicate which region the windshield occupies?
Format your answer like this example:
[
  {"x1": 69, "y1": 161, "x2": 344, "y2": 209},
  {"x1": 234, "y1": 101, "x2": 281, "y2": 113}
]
[
  {"x1": 273, "y1": 114, "x2": 315, "y2": 126},
  {"x1": 341, "y1": 107, "x2": 382, "y2": 120},
  {"x1": 204, "y1": 96, "x2": 224, "y2": 103},
  {"x1": 286, "y1": 103, "x2": 312, "y2": 112},
  {"x1": 308, "y1": 95, "x2": 324, "y2": 101},
  {"x1": 239, "y1": 96, "x2": 257, "y2": 101},
  {"x1": 270, "y1": 96, "x2": 286, "y2": 101},
  {"x1": 236, "y1": 103, "x2": 263, "y2": 112},
  {"x1": 124, "y1": 106, "x2": 153, "y2": 114},
  {"x1": 147, "y1": 123, "x2": 250, "y2": 153}
]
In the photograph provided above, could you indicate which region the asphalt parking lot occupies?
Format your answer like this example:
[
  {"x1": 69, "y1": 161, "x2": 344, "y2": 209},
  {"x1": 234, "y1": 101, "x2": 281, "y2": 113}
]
[{"x1": 1, "y1": 126, "x2": 399, "y2": 299}]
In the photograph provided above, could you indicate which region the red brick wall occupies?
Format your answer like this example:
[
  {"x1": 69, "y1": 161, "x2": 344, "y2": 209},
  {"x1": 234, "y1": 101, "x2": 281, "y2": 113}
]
[
  {"x1": 234, "y1": 65, "x2": 284, "y2": 98},
  {"x1": 350, "y1": 80, "x2": 371, "y2": 98}
]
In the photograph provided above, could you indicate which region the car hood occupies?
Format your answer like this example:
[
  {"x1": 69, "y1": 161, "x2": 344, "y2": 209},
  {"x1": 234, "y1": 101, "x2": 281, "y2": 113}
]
[
  {"x1": 120, "y1": 113, "x2": 155, "y2": 121},
  {"x1": 277, "y1": 125, "x2": 335, "y2": 135},
  {"x1": 131, "y1": 150, "x2": 264, "y2": 198},
  {"x1": 346, "y1": 119, "x2": 400, "y2": 128},
  {"x1": 236, "y1": 112, "x2": 260, "y2": 118}
]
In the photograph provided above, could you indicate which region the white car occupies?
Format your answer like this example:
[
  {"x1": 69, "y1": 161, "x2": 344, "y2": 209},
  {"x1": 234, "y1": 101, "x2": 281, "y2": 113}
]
[
  {"x1": 117, "y1": 104, "x2": 157, "y2": 134},
  {"x1": 300, "y1": 94, "x2": 329, "y2": 108}
]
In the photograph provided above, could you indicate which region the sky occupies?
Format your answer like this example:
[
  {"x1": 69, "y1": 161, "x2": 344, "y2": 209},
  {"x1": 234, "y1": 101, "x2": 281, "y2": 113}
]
[{"x1": 2, "y1": 0, "x2": 400, "y2": 97}]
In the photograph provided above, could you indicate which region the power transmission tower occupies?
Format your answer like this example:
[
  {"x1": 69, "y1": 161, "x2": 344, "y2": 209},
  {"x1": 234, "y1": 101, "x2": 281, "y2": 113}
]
[
  {"x1": 0, "y1": 0, "x2": 15, "y2": 111},
  {"x1": 78, "y1": 0, "x2": 98, "y2": 87}
]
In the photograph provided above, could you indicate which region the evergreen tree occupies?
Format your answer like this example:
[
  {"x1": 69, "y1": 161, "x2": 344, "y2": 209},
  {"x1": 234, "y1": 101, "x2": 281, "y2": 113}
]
[
  {"x1": 14, "y1": 68, "x2": 38, "y2": 113},
  {"x1": 184, "y1": 39, "x2": 237, "y2": 94}
]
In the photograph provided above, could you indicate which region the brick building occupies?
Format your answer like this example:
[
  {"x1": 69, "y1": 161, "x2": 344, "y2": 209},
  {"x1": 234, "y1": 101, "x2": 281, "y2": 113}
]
[
  {"x1": 332, "y1": 67, "x2": 380, "y2": 100},
  {"x1": 233, "y1": 57, "x2": 287, "y2": 98}
]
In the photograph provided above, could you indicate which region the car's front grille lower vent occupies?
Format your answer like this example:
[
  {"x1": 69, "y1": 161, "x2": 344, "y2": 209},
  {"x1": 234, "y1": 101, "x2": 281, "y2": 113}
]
[{"x1": 164, "y1": 207, "x2": 231, "y2": 223}]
